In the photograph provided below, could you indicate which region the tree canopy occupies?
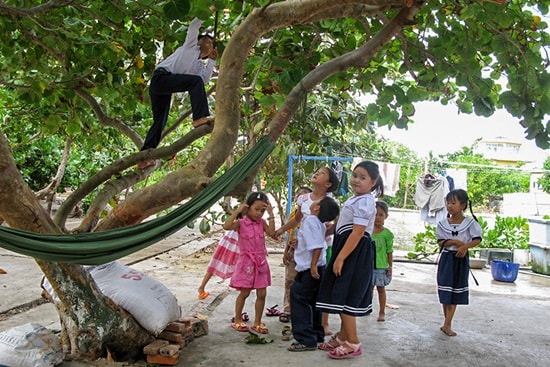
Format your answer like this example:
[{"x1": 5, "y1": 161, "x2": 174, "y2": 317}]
[{"x1": 0, "y1": 0, "x2": 548, "y2": 361}]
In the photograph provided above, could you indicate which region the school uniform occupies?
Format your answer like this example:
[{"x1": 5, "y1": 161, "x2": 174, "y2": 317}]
[{"x1": 316, "y1": 194, "x2": 376, "y2": 317}]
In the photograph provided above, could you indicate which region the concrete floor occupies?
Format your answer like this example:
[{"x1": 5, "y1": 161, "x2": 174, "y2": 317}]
[{"x1": 1, "y1": 228, "x2": 550, "y2": 367}]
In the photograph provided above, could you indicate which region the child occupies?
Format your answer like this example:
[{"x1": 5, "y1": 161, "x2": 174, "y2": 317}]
[
  {"x1": 274, "y1": 167, "x2": 339, "y2": 323},
  {"x1": 436, "y1": 189, "x2": 482, "y2": 337},
  {"x1": 223, "y1": 192, "x2": 275, "y2": 334},
  {"x1": 287, "y1": 196, "x2": 340, "y2": 351},
  {"x1": 276, "y1": 186, "x2": 313, "y2": 323},
  {"x1": 371, "y1": 201, "x2": 394, "y2": 322},
  {"x1": 197, "y1": 230, "x2": 239, "y2": 300},
  {"x1": 316, "y1": 160, "x2": 384, "y2": 360}
]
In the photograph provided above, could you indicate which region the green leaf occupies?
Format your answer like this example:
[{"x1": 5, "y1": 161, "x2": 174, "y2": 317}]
[{"x1": 163, "y1": 0, "x2": 191, "y2": 21}]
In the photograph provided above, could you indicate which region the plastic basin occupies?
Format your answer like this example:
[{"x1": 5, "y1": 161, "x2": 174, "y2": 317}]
[{"x1": 491, "y1": 260, "x2": 519, "y2": 282}]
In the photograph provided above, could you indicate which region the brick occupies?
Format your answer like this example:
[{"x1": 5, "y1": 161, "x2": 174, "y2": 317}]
[
  {"x1": 190, "y1": 318, "x2": 209, "y2": 337},
  {"x1": 143, "y1": 339, "x2": 169, "y2": 355},
  {"x1": 159, "y1": 344, "x2": 180, "y2": 357},
  {"x1": 164, "y1": 321, "x2": 186, "y2": 333},
  {"x1": 146, "y1": 353, "x2": 179, "y2": 366},
  {"x1": 158, "y1": 330, "x2": 183, "y2": 343}
]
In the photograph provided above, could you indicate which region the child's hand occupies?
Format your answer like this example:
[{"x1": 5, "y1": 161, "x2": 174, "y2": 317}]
[
  {"x1": 310, "y1": 267, "x2": 320, "y2": 279},
  {"x1": 237, "y1": 203, "x2": 248, "y2": 215},
  {"x1": 288, "y1": 238, "x2": 297, "y2": 249},
  {"x1": 333, "y1": 257, "x2": 344, "y2": 276}
]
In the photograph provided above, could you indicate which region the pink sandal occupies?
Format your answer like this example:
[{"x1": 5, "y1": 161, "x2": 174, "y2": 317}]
[
  {"x1": 328, "y1": 341, "x2": 362, "y2": 359},
  {"x1": 318, "y1": 334, "x2": 343, "y2": 351}
]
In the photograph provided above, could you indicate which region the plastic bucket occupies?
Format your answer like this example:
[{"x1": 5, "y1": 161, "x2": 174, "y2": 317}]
[{"x1": 491, "y1": 260, "x2": 520, "y2": 282}]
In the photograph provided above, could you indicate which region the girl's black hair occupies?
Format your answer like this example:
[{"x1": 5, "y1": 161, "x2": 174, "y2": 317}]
[
  {"x1": 246, "y1": 191, "x2": 269, "y2": 206},
  {"x1": 446, "y1": 189, "x2": 478, "y2": 221},
  {"x1": 354, "y1": 161, "x2": 384, "y2": 197}
]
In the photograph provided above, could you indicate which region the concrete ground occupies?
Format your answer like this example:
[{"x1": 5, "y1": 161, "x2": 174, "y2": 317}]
[{"x1": 1, "y1": 225, "x2": 550, "y2": 367}]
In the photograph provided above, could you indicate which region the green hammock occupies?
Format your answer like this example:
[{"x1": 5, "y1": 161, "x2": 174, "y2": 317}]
[{"x1": 0, "y1": 136, "x2": 276, "y2": 265}]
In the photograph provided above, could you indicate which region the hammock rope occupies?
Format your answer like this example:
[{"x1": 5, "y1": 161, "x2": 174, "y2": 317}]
[{"x1": 0, "y1": 136, "x2": 276, "y2": 265}]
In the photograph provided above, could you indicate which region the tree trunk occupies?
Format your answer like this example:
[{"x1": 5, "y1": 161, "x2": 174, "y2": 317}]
[{"x1": 1, "y1": 130, "x2": 152, "y2": 360}]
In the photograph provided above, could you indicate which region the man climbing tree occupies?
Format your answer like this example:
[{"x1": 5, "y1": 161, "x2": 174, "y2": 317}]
[{"x1": 139, "y1": 17, "x2": 218, "y2": 169}]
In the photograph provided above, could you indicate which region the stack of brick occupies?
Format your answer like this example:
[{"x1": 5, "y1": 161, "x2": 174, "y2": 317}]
[{"x1": 143, "y1": 315, "x2": 209, "y2": 365}]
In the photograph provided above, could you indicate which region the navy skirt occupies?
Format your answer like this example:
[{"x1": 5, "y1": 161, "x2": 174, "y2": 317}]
[
  {"x1": 316, "y1": 224, "x2": 374, "y2": 317},
  {"x1": 437, "y1": 249, "x2": 469, "y2": 305}
]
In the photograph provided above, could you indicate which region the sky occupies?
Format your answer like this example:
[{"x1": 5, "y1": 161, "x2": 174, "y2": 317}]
[{"x1": 376, "y1": 101, "x2": 548, "y2": 162}]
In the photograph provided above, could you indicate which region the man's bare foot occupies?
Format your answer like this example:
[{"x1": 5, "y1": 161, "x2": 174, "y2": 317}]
[
  {"x1": 377, "y1": 314, "x2": 385, "y2": 322},
  {"x1": 440, "y1": 326, "x2": 457, "y2": 336},
  {"x1": 137, "y1": 160, "x2": 156, "y2": 170},
  {"x1": 192, "y1": 116, "x2": 213, "y2": 128}
]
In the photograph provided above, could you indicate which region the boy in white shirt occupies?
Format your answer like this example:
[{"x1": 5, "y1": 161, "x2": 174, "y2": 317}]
[{"x1": 287, "y1": 196, "x2": 340, "y2": 352}]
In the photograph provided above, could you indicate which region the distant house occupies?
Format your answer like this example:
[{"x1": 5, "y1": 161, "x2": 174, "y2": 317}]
[
  {"x1": 475, "y1": 136, "x2": 550, "y2": 215},
  {"x1": 474, "y1": 136, "x2": 523, "y2": 167}
]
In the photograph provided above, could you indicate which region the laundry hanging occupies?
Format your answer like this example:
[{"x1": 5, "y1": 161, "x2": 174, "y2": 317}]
[{"x1": 0, "y1": 136, "x2": 276, "y2": 265}]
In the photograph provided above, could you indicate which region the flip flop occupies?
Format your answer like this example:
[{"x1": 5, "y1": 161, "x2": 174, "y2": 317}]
[
  {"x1": 287, "y1": 342, "x2": 317, "y2": 352},
  {"x1": 266, "y1": 304, "x2": 283, "y2": 316},
  {"x1": 281, "y1": 325, "x2": 292, "y2": 341},
  {"x1": 250, "y1": 323, "x2": 269, "y2": 334},
  {"x1": 198, "y1": 291, "x2": 210, "y2": 300},
  {"x1": 278, "y1": 313, "x2": 290, "y2": 323},
  {"x1": 231, "y1": 322, "x2": 249, "y2": 332},
  {"x1": 231, "y1": 312, "x2": 250, "y2": 323}
]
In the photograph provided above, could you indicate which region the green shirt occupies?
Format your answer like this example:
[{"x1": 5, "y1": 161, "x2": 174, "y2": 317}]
[{"x1": 372, "y1": 228, "x2": 394, "y2": 269}]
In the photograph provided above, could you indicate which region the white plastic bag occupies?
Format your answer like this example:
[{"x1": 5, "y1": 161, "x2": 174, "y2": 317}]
[{"x1": 0, "y1": 323, "x2": 64, "y2": 367}]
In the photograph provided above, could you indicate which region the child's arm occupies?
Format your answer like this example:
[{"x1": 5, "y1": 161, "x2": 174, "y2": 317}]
[
  {"x1": 387, "y1": 252, "x2": 393, "y2": 276},
  {"x1": 223, "y1": 203, "x2": 247, "y2": 231},
  {"x1": 332, "y1": 224, "x2": 365, "y2": 276},
  {"x1": 274, "y1": 207, "x2": 303, "y2": 239},
  {"x1": 264, "y1": 203, "x2": 276, "y2": 238},
  {"x1": 310, "y1": 248, "x2": 322, "y2": 279},
  {"x1": 456, "y1": 238, "x2": 481, "y2": 258}
]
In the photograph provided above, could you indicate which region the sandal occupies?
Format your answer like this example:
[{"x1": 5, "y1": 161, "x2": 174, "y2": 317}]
[
  {"x1": 328, "y1": 341, "x2": 362, "y2": 359},
  {"x1": 266, "y1": 304, "x2": 283, "y2": 317},
  {"x1": 231, "y1": 312, "x2": 250, "y2": 323},
  {"x1": 231, "y1": 322, "x2": 249, "y2": 332},
  {"x1": 278, "y1": 313, "x2": 290, "y2": 323},
  {"x1": 287, "y1": 342, "x2": 316, "y2": 352},
  {"x1": 318, "y1": 333, "x2": 343, "y2": 351},
  {"x1": 281, "y1": 325, "x2": 292, "y2": 341},
  {"x1": 250, "y1": 323, "x2": 269, "y2": 334}
]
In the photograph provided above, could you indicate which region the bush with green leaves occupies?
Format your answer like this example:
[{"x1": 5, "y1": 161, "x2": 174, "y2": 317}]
[{"x1": 478, "y1": 216, "x2": 529, "y2": 250}]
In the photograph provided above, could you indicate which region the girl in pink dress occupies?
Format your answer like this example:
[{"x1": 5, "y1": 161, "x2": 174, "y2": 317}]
[{"x1": 223, "y1": 192, "x2": 276, "y2": 334}]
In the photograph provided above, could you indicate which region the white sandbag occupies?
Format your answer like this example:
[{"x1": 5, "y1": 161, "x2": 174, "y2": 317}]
[
  {"x1": 41, "y1": 262, "x2": 180, "y2": 336},
  {"x1": 89, "y1": 262, "x2": 181, "y2": 335},
  {"x1": 0, "y1": 322, "x2": 64, "y2": 367}
]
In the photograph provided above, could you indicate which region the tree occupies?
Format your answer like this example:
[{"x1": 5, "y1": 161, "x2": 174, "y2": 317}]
[{"x1": 0, "y1": 0, "x2": 548, "y2": 361}]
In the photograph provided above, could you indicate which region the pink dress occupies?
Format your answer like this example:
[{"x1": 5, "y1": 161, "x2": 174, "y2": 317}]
[
  {"x1": 229, "y1": 216, "x2": 271, "y2": 290},
  {"x1": 206, "y1": 230, "x2": 239, "y2": 279}
]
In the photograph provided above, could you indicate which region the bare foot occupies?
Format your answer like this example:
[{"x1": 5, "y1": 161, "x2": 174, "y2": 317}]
[
  {"x1": 323, "y1": 326, "x2": 333, "y2": 336},
  {"x1": 192, "y1": 116, "x2": 213, "y2": 128},
  {"x1": 440, "y1": 326, "x2": 457, "y2": 336},
  {"x1": 386, "y1": 303, "x2": 399, "y2": 309},
  {"x1": 137, "y1": 160, "x2": 156, "y2": 170},
  {"x1": 377, "y1": 314, "x2": 385, "y2": 322}
]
